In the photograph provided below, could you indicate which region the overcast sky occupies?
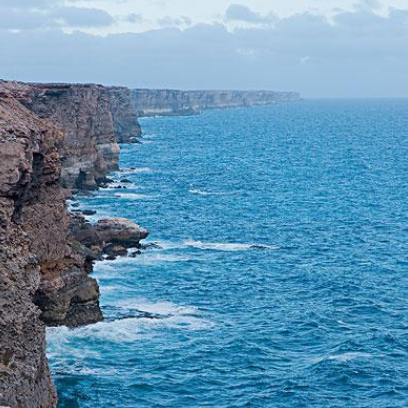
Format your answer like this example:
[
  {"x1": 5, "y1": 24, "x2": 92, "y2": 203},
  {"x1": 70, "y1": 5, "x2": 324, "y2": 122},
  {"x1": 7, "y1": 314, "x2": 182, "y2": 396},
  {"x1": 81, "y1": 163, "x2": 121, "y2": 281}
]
[{"x1": 0, "y1": 0, "x2": 407, "y2": 97}]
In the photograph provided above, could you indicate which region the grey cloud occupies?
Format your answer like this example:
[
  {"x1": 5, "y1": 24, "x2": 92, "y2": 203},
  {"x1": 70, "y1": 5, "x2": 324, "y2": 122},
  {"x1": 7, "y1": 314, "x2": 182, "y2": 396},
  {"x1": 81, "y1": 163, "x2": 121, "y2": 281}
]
[
  {"x1": 125, "y1": 13, "x2": 144, "y2": 24},
  {"x1": 0, "y1": 5, "x2": 115, "y2": 30},
  {"x1": 225, "y1": 4, "x2": 276, "y2": 24}
]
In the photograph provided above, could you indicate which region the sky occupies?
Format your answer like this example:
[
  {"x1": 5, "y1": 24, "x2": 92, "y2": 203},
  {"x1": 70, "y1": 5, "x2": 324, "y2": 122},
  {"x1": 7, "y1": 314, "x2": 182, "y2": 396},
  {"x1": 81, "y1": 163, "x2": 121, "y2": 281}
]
[{"x1": 0, "y1": 0, "x2": 408, "y2": 97}]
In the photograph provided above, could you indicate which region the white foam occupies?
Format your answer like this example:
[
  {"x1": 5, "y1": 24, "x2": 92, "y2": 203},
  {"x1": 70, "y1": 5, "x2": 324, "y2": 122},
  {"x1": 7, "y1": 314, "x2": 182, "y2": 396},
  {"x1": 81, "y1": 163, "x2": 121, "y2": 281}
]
[
  {"x1": 327, "y1": 352, "x2": 372, "y2": 362},
  {"x1": 46, "y1": 300, "x2": 212, "y2": 347},
  {"x1": 189, "y1": 189, "x2": 232, "y2": 196},
  {"x1": 114, "y1": 193, "x2": 156, "y2": 200},
  {"x1": 183, "y1": 240, "x2": 279, "y2": 252},
  {"x1": 101, "y1": 182, "x2": 139, "y2": 191},
  {"x1": 144, "y1": 240, "x2": 182, "y2": 251},
  {"x1": 120, "y1": 167, "x2": 153, "y2": 174},
  {"x1": 312, "y1": 352, "x2": 372, "y2": 364}
]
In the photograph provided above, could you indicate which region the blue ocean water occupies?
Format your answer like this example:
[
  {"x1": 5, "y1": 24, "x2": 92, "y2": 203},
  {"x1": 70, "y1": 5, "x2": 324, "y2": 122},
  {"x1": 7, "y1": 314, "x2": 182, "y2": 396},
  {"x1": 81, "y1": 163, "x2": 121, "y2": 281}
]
[{"x1": 48, "y1": 99, "x2": 408, "y2": 407}]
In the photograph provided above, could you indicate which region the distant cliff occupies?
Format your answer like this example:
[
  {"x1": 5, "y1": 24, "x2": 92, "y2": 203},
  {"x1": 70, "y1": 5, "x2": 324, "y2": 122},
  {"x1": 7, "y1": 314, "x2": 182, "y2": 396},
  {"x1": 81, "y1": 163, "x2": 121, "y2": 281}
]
[{"x1": 132, "y1": 89, "x2": 300, "y2": 117}]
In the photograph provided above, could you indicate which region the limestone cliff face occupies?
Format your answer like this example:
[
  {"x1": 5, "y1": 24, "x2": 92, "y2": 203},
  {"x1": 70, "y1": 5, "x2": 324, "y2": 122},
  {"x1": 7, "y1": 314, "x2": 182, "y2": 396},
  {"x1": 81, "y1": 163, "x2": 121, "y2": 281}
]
[
  {"x1": 23, "y1": 84, "x2": 120, "y2": 190},
  {"x1": 132, "y1": 89, "x2": 300, "y2": 117},
  {"x1": 1, "y1": 81, "x2": 142, "y2": 189}
]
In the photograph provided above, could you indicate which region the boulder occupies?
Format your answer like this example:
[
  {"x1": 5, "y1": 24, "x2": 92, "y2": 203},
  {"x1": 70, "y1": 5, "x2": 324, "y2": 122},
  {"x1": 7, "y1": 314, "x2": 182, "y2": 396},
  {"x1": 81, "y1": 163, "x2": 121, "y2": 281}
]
[{"x1": 95, "y1": 218, "x2": 149, "y2": 247}]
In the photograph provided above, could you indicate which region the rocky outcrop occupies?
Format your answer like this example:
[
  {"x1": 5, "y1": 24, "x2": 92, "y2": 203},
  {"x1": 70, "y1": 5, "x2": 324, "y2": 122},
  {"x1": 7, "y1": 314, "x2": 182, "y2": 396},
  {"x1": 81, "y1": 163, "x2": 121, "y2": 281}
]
[
  {"x1": 0, "y1": 81, "x2": 142, "y2": 190},
  {"x1": 132, "y1": 89, "x2": 300, "y2": 117},
  {"x1": 94, "y1": 218, "x2": 149, "y2": 246},
  {"x1": 70, "y1": 215, "x2": 149, "y2": 260}
]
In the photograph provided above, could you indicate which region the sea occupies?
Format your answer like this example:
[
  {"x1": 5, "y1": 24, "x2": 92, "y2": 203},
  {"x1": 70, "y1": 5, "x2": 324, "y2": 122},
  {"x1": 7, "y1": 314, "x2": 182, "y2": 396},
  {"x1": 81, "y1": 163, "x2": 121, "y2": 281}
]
[{"x1": 47, "y1": 99, "x2": 408, "y2": 407}]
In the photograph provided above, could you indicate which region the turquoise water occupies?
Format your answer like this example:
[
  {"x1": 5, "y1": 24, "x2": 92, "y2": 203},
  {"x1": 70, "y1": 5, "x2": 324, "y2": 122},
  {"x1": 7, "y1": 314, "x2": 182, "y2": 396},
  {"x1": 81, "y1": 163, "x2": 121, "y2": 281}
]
[{"x1": 48, "y1": 100, "x2": 408, "y2": 407}]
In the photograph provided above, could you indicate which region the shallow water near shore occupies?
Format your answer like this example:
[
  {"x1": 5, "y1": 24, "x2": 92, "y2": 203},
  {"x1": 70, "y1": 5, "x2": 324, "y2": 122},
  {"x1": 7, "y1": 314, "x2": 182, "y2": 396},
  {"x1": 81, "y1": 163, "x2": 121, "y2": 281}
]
[{"x1": 47, "y1": 100, "x2": 408, "y2": 407}]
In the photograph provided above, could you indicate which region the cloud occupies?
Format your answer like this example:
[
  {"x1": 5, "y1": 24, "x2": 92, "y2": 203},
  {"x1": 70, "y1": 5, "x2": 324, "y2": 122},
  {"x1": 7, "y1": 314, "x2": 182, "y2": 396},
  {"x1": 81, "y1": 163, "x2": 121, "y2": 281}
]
[
  {"x1": 125, "y1": 13, "x2": 144, "y2": 24},
  {"x1": 224, "y1": 4, "x2": 276, "y2": 25},
  {"x1": 50, "y1": 7, "x2": 115, "y2": 27},
  {"x1": 157, "y1": 15, "x2": 192, "y2": 27},
  {"x1": 0, "y1": 3, "x2": 115, "y2": 30},
  {"x1": 355, "y1": 0, "x2": 382, "y2": 11}
]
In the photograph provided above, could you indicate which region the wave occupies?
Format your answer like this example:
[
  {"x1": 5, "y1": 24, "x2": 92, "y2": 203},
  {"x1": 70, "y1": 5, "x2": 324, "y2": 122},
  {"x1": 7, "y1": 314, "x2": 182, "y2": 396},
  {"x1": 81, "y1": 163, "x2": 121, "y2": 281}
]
[
  {"x1": 119, "y1": 167, "x2": 153, "y2": 174},
  {"x1": 114, "y1": 193, "x2": 157, "y2": 200},
  {"x1": 183, "y1": 240, "x2": 279, "y2": 252},
  {"x1": 312, "y1": 352, "x2": 373, "y2": 364},
  {"x1": 101, "y1": 182, "x2": 139, "y2": 191},
  {"x1": 326, "y1": 352, "x2": 372, "y2": 362},
  {"x1": 189, "y1": 189, "x2": 232, "y2": 196},
  {"x1": 46, "y1": 300, "x2": 212, "y2": 347},
  {"x1": 129, "y1": 252, "x2": 193, "y2": 265}
]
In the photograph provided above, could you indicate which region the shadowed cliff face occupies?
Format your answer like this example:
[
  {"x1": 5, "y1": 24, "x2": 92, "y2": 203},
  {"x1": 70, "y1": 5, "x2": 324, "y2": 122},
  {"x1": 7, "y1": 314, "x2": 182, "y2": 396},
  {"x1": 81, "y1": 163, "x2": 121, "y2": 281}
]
[
  {"x1": 0, "y1": 88, "x2": 103, "y2": 408},
  {"x1": 132, "y1": 89, "x2": 301, "y2": 117}
]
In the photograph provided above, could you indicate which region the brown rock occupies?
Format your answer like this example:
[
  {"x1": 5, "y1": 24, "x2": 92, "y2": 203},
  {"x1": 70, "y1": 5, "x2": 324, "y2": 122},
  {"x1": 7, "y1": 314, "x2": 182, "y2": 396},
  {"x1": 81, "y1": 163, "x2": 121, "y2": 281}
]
[
  {"x1": 95, "y1": 218, "x2": 149, "y2": 247},
  {"x1": 0, "y1": 81, "x2": 142, "y2": 190}
]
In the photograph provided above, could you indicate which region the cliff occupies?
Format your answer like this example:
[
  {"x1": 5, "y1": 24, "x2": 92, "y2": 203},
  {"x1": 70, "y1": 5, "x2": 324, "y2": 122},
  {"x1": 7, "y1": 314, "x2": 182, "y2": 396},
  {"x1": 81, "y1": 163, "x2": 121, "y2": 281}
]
[
  {"x1": 0, "y1": 81, "x2": 148, "y2": 408},
  {"x1": 106, "y1": 87, "x2": 142, "y2": 144},
  {"x1": 0, "y1": 89, "x2": 102, "y2": 408},
  {"x1": 132, "y1": 89, "x2": 300, "y2": 117},
  {"x1": 0, "y1": 81, "x2": 142, "y2": 190}
]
